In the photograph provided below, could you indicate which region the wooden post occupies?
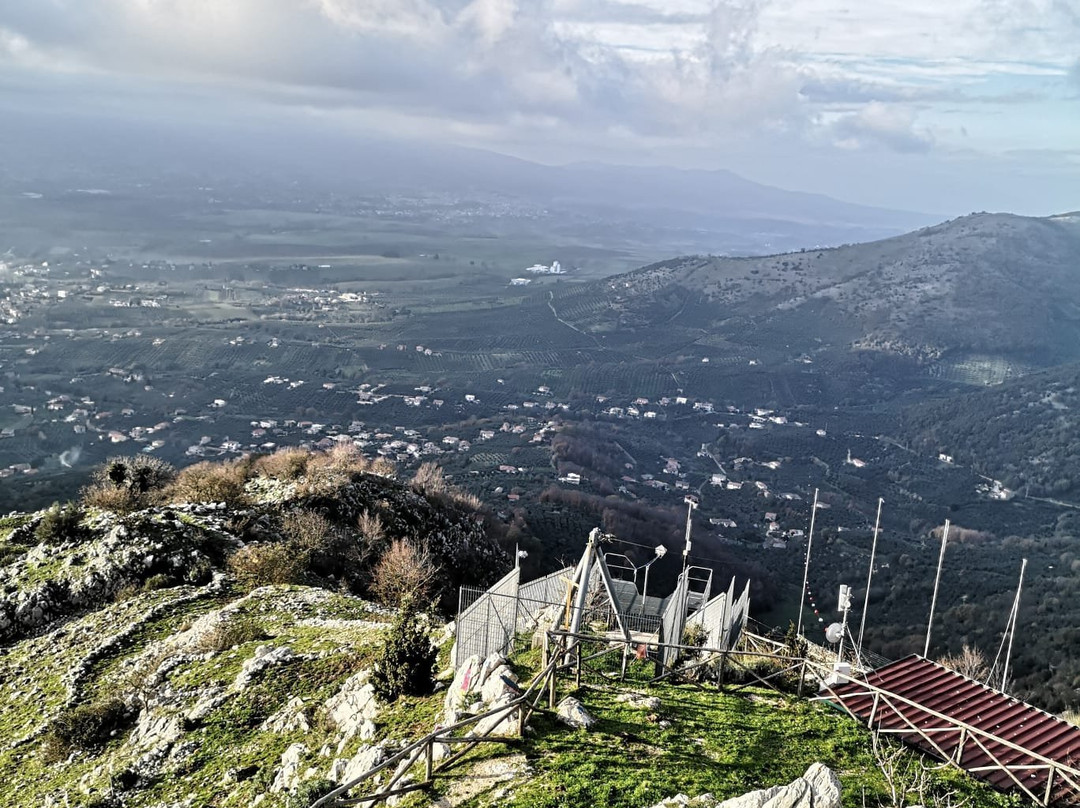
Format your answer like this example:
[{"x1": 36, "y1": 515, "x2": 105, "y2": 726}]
[
  {"x1": 424, "y1": 739, "x2": 434, "y2": 782},
  {"x1": 575, "y1": 642, "x2": 582, "y2": 689},
  {"x1": 549, "y1": 650, "x2": 557, "y2": 709},
  {"x1": 797, "y1": 657, "x2": 807, "y2": 698},
  {"x1": 717, "y1": 650, "x2": 727, "y2": 688}
]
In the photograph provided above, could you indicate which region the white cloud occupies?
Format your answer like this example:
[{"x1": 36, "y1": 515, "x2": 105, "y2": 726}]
[
  {"x1": 0, "y1": 0, "x2": 1075, "y2": 183},
  {"x1": 830, "y1": 102, "x2": 935, "y2": 154}
]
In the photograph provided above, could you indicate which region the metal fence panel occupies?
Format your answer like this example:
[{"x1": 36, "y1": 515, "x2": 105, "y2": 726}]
[
  {"x1": 453, "y1": 567, "x2": 520, "y2": 665},
  {"x1": 517, "y1": 566, "x2": 574, "y2": 628},
  {"x1": 659, "y1": 571, "x2": 689, "y2": 668}
]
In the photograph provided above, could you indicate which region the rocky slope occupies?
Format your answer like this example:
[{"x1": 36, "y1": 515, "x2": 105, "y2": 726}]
[{"x1": 0, "y1": 449, "x2": 1019, "y2": 808}]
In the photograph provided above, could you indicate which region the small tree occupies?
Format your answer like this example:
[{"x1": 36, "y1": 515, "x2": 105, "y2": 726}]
[{"x1": 370, "y1": 608, "x2": 437, "y2": 702}]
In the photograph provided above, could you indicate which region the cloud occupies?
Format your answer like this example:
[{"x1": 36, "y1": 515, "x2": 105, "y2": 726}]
[
  {"x1": 0, "y1": 1, "x2": 810, "y2": 142},
  {"x1": 830, "y1": 103, "x2": 935, "y2": 154}
]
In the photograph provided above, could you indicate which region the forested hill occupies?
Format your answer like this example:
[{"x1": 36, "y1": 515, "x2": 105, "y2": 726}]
[
  {"x1": 584, "y1": 211, "x2": 1080, "y2": 366},
  {"x1": 902, "y1": 361, "x2": 1080, "y2": 498}
]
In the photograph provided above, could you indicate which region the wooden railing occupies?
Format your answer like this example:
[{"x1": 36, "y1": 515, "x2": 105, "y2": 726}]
[{"x1": 310, "y1": 634, "x2": 569, "y2": 808}]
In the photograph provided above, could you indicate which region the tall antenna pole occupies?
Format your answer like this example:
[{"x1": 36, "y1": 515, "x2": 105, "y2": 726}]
[
  {"x1": 924, "y1": 519, "x2": 950, "y2": 658},
  {"x1": 796, "y1": 488, "x2": 820, "y2": 638},
  {"x1": 1001, "y1": 557, "x2": 1028, "y2": 692},
  {"x1": 857, "y1": 498, "x2": 884, "y2": 661}
]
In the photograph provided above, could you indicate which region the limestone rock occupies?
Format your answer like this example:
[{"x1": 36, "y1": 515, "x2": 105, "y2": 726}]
[
  {"x1": 801, "y1": 763, "x2": 841, "y2": 808},
  {"x1": 261, "y1": 696, "x2": 312, "y2": 734},
  {"x1": 616, "y1": 692, "x2": 662, "y2": 711},
  {"x1": 444, "y1": 654, "x2": 481, "y2": 720},
  {"x1": 234, "y1": 645, "x2": 296, "y2": 690},
  {"x1": 130, "y1": 711, "x2": 185, "y2": 750},
  {"x1": 556, "y1": 696, "x2": 596, "y2": 729},
  {"x1": 471, "y1": 693, "x2": 521, "y2": 738},
  {"x1": 480, "y1": 664, "x2": 519, "y2": 704},
  {"x1": 270, "y1": 743, "x2": 307, "y2": 793},
  {"x1": 337, "y1": 743, "x2": 386, "y2": 785},
  {"x1": 650, "y1": 764, "x2": 841, "y2": 808},
  {"x1": 324, "y1": 671, "x2": 378, "y2": 749}
]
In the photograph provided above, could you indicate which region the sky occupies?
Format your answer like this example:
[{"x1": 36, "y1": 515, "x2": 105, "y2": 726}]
[{"x1": 0, "y1": 0, "x2": 1076, "y2": 215}]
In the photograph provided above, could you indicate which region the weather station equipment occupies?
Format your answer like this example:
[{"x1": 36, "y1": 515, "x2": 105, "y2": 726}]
[{"x1": 825, "y1": 584, "x2": 854, "y2": 686}]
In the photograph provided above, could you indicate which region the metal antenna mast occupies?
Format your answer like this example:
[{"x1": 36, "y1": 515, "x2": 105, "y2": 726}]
[
  {"x1": 856, "y1": 497, "x2": 884, "y2": 663},
  {"x1": 1001, "y1": 557, "x2": 1028, "y2": 692},
  {"x1": 924, "y1": 519, "x2": 950, "y2": 658},
  {"x1": 796, "y1": 488, "x2": 820, "y2": 639}
]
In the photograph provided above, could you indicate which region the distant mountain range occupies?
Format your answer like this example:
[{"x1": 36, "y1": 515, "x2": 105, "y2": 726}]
[{"x1": 0, "y1": 110, "x2": 934, "y2": 255}]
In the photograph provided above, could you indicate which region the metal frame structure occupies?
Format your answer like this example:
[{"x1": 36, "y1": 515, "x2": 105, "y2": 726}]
[{"x1": 817, "y1": 655, "x2": 1080, "y2": 806}]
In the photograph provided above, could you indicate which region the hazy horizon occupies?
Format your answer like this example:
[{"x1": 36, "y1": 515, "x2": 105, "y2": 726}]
[{"x1": 0, "y1": 0, "x2": 1076, "y2": 217}]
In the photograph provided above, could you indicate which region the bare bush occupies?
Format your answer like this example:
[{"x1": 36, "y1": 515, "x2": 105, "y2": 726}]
[
  {"x1": 369, "y1": 457, "x2": 396, "y2": 478},
  {"x1": 371, "y1": 539, "x2": 438, "y2": 609},
  {"x1": 252, "y1": 447, "x2": 311, "y2": 481},
  {"x1": 871, "y1": 732, "x2": 968, "y2": 807},
  {"x1": 937, "y1": 644, "x2": 991, "y2": 682},
  {"x1": 281, "y1": 510, "x2": 334, "y2": 554},
  {"x1": 227, "y1": 543, "x2": 306, "y2": 587},
  {"x1": 410, "y1": 462, "x2": 483, "y2": 511},
  {"x1": 163, "y1": 459, "x2": 251, "y2": 507},
  {"x1": 410, "y1": 462, "x2": 448, "y2": 496}
]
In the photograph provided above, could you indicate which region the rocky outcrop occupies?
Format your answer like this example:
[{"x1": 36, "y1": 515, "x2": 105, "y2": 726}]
[
  {"x1": 324, "y1": 671, "x2": 379, "y2": 751},
  {"x1": 648, "y1": 764, "x2": 842, "y2": 808}
]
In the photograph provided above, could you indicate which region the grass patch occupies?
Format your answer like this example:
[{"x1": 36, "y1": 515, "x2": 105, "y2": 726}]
[{"x1": 502, "y1": 679, "x2": 1017, "y2": 808}]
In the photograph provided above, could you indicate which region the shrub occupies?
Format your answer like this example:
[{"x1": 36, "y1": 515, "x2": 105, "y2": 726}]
[
  {"x1": 410, "y1": 462, "x2": 448, "y2": 497},
  {"x1": 164, "y1": 459, "x2": 250, "y2": 507},
  {"x1": 228, "y1": 543, "x2": 306, "y2": 588},
  {"x1": 142, "y1": 573, "x2": 177, "y2": 592},
  {"x1": 196, "y1": 616, "x2": 268, "y2": 654},
  {"x1": 294, "y1": 778, "x2": 337, "y2": 806},
  {"x1": 937, "y1": 644, "x2": 991, "y2": 681},
  {"x1": 370, "y1": 539, "x2": 437, "y2": 609},
  {"x1": 82, "y1": 456, "x2": 177, "y2": 514},
  {"x1": 42, "y1": 698, "x2": 132, "y2": 761},
  {"x1": 683, "y1": 622, "x2": 708, "y2": 648},
  {"x1": 35, "y1": 502, "x2": 90, "y2": 545},
  {"x1": 281, "y1": 509, "x2": 359, "y2": 581},
  {"x1": 252, "y1": 447, "x2": 311, "y2": 481},
  {"x1": 182, "y1": 556, "x2": 214, "y2": 586},
  {"x1": 371, "y1": 609, "x2": 437, "y2": 702}
]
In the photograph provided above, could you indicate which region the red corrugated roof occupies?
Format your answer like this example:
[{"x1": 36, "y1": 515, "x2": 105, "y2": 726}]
[{"x1": 821, "y1": 655, "x2": 1080, "y2": 805}]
